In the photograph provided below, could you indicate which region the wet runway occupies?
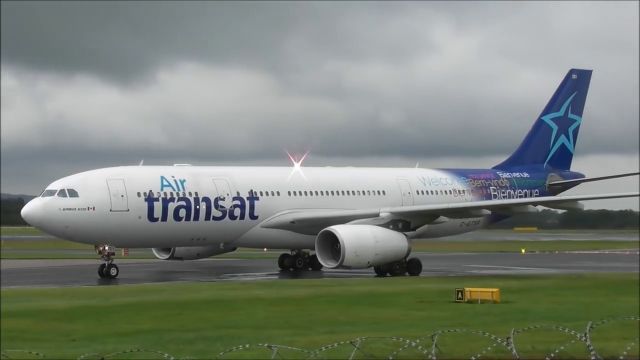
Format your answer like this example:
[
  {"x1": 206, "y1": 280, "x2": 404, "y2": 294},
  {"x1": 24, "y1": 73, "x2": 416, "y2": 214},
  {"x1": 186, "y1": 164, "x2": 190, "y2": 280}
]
[{"x1": 1, "y1": 251, "x2": 638, "y2": 288}]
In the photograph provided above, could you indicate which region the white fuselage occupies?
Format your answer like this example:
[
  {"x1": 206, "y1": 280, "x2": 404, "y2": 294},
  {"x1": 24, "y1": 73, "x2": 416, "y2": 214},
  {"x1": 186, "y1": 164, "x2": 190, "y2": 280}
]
[{"x1": 22, "y1": 166, "x2": 484, "y2": 249}]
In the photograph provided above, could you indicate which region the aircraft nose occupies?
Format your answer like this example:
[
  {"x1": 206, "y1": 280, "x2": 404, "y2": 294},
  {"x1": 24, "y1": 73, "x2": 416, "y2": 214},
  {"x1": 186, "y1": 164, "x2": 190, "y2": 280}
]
[{"x1": 21, "y1": 199, "x2": 41, "y2": 227}]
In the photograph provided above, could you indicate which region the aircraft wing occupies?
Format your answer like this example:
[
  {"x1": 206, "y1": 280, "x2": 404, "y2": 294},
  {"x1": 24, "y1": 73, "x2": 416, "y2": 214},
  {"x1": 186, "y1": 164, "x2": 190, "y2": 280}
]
[{"x1": 260, "y1": 192, "x2": 639, "y2": 235}]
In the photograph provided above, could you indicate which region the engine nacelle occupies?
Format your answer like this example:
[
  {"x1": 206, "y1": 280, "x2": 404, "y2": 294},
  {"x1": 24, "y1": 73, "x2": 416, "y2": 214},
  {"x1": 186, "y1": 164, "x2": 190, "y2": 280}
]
[
  {"x1": 315, "y1": 225, "x2": 410, "y2": 269},
  {"x1": 152, "y1": 245, "x2": 236, "y2": 260}
]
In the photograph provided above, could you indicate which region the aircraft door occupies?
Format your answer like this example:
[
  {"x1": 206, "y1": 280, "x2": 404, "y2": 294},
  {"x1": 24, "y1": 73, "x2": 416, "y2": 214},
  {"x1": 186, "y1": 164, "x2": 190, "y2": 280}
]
[
  {"x1": 212, "y1": 178, "x2": 232, "y2": 200},
  {"x1": 397, "y1": 179, "x2": 414, "y2": 206},
  {"x1": 107, "y1": 179, "x2": 129, "y2": 212}
]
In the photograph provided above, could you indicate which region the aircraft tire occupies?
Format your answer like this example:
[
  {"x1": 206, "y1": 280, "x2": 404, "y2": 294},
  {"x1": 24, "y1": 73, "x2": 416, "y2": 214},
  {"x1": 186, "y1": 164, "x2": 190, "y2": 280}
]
[
  {"x1": 373, "y1": 266, "x2": 387, "y2": 277},
  {"x1": 278, "y1": 253, "x2": 288, "y2": 270},
  {"x1": 389, "y1": 261, "x2": 406, "y2": 277},
  {"x1": 106, "y1": 264, "x2": 119, "y2": 279},
  {"x1": 309, "y1": 255, "x2": 322, "y2": 271},
  {"x1": 282, "y1": 254, "x2": 295, "y2": 270},
  {"x1": 293, "y1": 256, "x2": 306, "y2": 270},
  {"x1": 406, "y1": 258, "x2": 422, "y2": 276},
  {"x1": 98, "y1": 264, "x2": 107, "y2": 278}
]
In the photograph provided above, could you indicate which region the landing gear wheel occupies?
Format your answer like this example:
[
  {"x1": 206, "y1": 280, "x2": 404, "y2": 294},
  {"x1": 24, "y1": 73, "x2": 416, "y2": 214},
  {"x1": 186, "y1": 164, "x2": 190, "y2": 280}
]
[
  {"x1": 309, "y1": 255, "x2": 323, "y2": 271},
  {"x1": 406, "y1": 257, "x2": 423, "y2": 276},
  {"x1": 106, "y1": 264, "x2": 119, "y2": 278},
  {"x1": 96, "y1": 244, "x2": 118, "y2": 279},
  {"x1": 278, "y1": 253, "x2": 289, "y2": 270},
  {"x1": 98, "y1": 263, "x2": 107, "y2": 278},
  {"x1": 373, "y1": 265, "x2": 387, "y2": 277},
  {"x1": 389, "y1": 261, "x2": 407, "y2": 277},
  {"x1": 282, "y1": 254, "x2": 295, "y2": 270},
  {"x1": 293, "y1": 256, "x2": 306, "y2": 270}
]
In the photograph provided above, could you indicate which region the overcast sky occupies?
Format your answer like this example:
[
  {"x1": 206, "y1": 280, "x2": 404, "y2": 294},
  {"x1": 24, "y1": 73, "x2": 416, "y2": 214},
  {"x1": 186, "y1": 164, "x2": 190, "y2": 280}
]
[{"x1": 1, "y1": 1, "x2": 638, "y2": 209}]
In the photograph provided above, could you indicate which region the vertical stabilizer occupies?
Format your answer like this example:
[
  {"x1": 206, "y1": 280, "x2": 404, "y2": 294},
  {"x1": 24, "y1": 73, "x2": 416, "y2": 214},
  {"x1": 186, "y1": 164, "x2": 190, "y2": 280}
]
[{"x1": 494, "y1": 69, "x2": 592, "y2": 171}]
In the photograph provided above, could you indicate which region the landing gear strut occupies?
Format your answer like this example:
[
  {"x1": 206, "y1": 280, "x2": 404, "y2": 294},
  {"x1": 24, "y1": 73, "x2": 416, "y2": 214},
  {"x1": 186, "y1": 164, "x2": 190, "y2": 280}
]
[
  {"x1": 278, "y1": 250, "x2": 323, "y2": 271},
  {"x1": 373, "y1": 257, "x2": 422, "y2": 277},
  {"x1": 96, "y1": 245, "x2": 119, "y2": 279}
]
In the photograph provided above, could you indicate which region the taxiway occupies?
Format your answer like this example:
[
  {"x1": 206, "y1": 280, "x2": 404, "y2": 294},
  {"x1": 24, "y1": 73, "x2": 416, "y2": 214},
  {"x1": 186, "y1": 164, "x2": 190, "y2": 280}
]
[{"x1": 1, "y1": 251, "x2": 637, "y2": 288}]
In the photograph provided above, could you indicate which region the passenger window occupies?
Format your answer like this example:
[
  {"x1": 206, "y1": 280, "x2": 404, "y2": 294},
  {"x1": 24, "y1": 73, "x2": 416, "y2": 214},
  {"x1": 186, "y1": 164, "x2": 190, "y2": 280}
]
[
  {"x1": 303, "y1": 191, "x2": 307, "y2": 196},
  {"x1": 382, "y1": 190, "x2": 386, "y2": 195},
  {"x1": 137, "y1": 192, "x2": 141, "y2": 198},
  {"x1": 41, "y1": 189, "x2": 57, "y2": 197},
  {"x1": 271, "y1": 191, "x2": 275, "y2": 196},
  {"x1": 163, "y1": 192, "x2": 168, "y2": 198},
  {"x1": 265, "y1": 191, "x2": 269, "y2": 197},
  {"x1": 331, "y1": 191, "x2": 335, "y2": 196},
  {"x1": 143, "y1": 192, "x2": 148, "y2": 198},
  {"x1": 67, "y1": 189, "x2": 79, "y2": 198},
  {"x1": 259, "y1": 191, "x2": 263, "y2": 196},
  {"x1": 189, "y1": 192, "x2": 193, "y2": 197},
  {"x1": 277, "y1": 191, "x2": 280, "y2": 196}
]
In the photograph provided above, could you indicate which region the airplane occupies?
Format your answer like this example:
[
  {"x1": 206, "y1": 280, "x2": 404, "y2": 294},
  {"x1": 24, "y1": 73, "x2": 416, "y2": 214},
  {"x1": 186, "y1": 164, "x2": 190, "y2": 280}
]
[{"x1": 20, "y1": 68, "x2": 639, "y2": 279}]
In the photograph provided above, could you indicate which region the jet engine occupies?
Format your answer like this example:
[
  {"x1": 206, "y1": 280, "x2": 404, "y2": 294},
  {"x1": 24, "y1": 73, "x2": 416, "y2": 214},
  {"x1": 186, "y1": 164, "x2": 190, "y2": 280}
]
[
  {"x1": 152, "y1": 245, "x2": 236, "y2": 260},
  {"x1": 315, "y1": 225, "x2": 410, "y2": 269}
]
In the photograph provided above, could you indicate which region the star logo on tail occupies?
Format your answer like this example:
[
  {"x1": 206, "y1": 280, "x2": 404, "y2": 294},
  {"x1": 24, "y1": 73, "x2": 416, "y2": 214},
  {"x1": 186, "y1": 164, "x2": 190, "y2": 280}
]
[{"x1": 541, "y1": 92, "x2": 582, "y2": 167}]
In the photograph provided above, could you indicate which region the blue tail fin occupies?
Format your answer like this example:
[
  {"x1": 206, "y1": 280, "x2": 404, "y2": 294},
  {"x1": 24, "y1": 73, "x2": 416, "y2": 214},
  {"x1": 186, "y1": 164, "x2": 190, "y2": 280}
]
[{"x1": 494, "y1": 69, "x2": 592, "y2": 171}]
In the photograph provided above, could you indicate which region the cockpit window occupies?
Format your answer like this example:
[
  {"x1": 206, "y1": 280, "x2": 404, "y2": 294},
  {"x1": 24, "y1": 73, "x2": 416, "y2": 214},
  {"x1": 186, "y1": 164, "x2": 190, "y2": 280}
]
[
  {"x1": 57, "y1": 189, "x2": 68, "y2": 197},
  {"x1": 67, "y1": 189, "x2": 79, "y2": 198},
  {"x1": 41, "y1": 189, "x2": 57, "y2": 197}
]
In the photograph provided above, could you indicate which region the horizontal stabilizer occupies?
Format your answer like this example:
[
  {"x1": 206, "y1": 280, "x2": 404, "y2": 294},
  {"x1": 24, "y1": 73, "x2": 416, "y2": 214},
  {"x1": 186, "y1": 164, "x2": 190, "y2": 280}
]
[{"x1": 548, "y1": 171, "x2": 639, "y2": 191}]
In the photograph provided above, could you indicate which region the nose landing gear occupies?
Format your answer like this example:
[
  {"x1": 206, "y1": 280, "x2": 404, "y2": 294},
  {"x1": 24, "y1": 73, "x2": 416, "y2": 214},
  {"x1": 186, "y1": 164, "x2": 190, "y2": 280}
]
[{"x1": 96, "y1": 245, "x2": 119, "y2": 279}]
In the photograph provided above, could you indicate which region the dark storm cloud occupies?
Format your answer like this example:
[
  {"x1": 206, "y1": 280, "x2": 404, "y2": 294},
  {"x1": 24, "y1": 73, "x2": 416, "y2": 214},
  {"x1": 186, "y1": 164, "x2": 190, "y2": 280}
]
[
  {"x1": 1, "y1": 2, "x2": 423, "y2": 80},
  {"x1": 1, "y1": 1, "x2": 638, "y2": 209}
]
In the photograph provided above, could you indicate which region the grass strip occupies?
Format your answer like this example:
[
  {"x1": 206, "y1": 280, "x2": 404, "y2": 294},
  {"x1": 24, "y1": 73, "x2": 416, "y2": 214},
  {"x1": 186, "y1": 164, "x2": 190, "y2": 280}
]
[{"x1": 1, "y1": 273, "x2": 638, "y2": 359}]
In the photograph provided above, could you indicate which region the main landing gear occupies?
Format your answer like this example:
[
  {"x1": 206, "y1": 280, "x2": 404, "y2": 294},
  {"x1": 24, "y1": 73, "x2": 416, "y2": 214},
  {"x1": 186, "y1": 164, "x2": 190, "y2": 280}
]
[
  {"x1": 373, "y1": 257, "x2": 422, "y2": 277},
  {"x1": 96, "y1": 245, "x2": 119, "y2": 279},
  {"x1": 278, "y1": 250, "x2": 323, "y2": 271}
]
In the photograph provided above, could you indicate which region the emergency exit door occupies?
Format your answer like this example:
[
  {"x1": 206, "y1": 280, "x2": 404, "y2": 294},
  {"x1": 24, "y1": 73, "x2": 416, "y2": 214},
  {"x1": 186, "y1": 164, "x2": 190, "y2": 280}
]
[
  {"x1": 107, "y1": 179, "x2": 129, "y2": 212},
  {"x1": 397, "y1": 178, "x2": 414, "y2": 206},
  {"x1": 212, "y1": 178, "x2": 232, "y2": 200}
]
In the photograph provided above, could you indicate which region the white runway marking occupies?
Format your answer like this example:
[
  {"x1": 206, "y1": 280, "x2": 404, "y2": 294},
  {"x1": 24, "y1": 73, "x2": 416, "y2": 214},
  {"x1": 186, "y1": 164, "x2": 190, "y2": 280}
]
[{"x1": 465, "y1": 264, "x2": 556, "y2": 271}]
